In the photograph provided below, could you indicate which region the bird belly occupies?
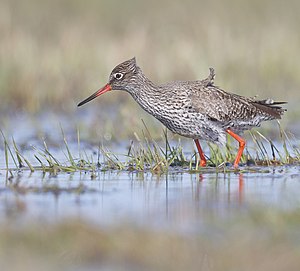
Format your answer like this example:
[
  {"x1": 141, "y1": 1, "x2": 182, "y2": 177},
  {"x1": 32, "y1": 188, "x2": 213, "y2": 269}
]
[
  {"x1": 135, "y1": 96, "x2": 227, "y2": 144},
  {"x1": 155, "y1": 112, "x2": 227, "y2": 145}
]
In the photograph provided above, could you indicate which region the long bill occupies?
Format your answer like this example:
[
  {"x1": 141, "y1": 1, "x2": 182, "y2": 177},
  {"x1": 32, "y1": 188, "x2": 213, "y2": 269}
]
[{"x1": 77, "y1": 84, "x2": 112, "y2": 107}]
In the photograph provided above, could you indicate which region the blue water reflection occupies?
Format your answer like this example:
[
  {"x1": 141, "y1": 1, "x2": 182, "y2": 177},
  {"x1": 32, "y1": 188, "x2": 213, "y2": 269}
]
[{"x1": 0, "y1": 167, "x2": 299, "y2": 232}]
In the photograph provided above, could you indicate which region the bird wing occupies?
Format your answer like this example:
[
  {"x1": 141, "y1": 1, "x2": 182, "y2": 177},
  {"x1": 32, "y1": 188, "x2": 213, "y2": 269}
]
[
  {"x1": 200, "y1": 68, "x2": 215, "y2": 87},
  {"x1": 189, "y1": 86, "x2": 257, "y2": 122},
  {"x1": 189, "y1": 86, "x2": 286, "y2": 121}
]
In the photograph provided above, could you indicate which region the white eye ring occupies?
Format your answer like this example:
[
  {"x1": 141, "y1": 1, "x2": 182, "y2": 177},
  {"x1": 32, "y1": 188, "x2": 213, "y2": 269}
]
[{"x1": 114, "y1": 72, "x2": 124, "y2": 80}]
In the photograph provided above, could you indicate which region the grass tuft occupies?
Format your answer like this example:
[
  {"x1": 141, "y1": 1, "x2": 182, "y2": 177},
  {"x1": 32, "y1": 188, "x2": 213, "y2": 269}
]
[{"x1": 1, "y1": 123, "x2": 299, "y2": 174}]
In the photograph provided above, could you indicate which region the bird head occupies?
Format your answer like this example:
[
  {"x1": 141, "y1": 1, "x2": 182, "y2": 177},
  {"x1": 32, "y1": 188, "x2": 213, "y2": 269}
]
[{"x1": 78, "y1": 57, "x2": 138, "y2": 107}]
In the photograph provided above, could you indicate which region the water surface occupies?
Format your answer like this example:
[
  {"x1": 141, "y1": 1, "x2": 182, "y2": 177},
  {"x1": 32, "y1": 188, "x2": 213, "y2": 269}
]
[{"x1": 1, "y1": 165, "x2": 299, "y2": 232}]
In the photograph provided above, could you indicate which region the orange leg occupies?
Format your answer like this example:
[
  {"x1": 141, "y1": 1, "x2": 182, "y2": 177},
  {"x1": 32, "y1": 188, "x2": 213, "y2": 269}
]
[
  {"x1": 194, "y1": 139, "x2": 207, "y2": 167},
  {"x1": 226, "y1": 129, "x2": 246, "y2": 168}
]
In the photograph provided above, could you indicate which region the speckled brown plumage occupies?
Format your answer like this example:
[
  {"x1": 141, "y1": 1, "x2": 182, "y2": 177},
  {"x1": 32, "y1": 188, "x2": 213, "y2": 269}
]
[{"x1": 78, "y1": 57, "x2": 287, "y2": 168}]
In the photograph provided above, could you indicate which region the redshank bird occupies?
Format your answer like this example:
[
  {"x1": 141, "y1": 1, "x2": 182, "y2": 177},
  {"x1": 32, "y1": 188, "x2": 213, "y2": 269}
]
[{"x1": 78, "y1": 58, "x2": 286, "y2": 168}]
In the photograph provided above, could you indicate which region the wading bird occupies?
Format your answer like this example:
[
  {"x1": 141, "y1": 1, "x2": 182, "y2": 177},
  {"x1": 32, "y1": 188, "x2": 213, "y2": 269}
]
[{"x1": 78, "y1": 58, "x2": 286, "y2": 168}]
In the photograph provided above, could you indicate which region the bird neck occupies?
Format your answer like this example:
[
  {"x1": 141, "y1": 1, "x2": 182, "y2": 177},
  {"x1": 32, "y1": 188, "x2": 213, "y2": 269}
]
[
  {"x1": 126, "y1": 68, "x2": 165, "y2": 115},
  {"x1": 127, "y1": 68, "x2": 158, "y2": 100}
]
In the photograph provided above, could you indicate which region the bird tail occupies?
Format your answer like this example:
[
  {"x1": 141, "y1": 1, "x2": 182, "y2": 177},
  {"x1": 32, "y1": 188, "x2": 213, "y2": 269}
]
[{"x1": 252, "y1": 99, "x2": 287, "y2": 119}]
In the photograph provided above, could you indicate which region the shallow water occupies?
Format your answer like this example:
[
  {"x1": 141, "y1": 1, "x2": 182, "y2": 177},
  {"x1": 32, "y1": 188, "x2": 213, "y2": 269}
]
[
  {"x1": 0, "y1": 112, "x2": 299, "y2": 232},
  {"x1": 1, "y1": 116, "x2": 300, "y2": 271},
  {"x1": 1, "y1": 164, "x2": 299, "y2": 232}
]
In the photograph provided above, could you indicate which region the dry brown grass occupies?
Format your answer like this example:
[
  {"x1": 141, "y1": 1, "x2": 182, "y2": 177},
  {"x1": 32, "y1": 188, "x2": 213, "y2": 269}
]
[
  {"x1": 0, "y1": 0, "x2": 297, "y2": 139},
  {"x1": 1, "y1": 0, "x2": 298, "y2": 110}
]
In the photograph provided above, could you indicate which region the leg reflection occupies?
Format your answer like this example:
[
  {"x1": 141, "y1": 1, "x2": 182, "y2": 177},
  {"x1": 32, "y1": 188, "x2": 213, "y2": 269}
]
[
  {"x1": 198, "y1": 174, "x2": 204, "y2": 182},
  {"x1": 238, "y1": 173, "x2": 244, "y2": 204}
]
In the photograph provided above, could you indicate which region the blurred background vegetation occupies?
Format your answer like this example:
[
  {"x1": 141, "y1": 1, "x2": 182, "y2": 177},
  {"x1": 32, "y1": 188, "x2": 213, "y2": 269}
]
[
  {"x1": 0, "y1": 0, "x2": 299, "y2": 141},
  {"x1": 1, "y1": 2, "x2": 300, "y2": 270}
]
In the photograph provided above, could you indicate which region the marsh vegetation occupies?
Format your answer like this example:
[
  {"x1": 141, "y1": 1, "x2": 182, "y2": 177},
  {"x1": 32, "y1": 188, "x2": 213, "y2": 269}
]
[{"x1": 1, "y1": 0, "x2": 300, "y2": 270}]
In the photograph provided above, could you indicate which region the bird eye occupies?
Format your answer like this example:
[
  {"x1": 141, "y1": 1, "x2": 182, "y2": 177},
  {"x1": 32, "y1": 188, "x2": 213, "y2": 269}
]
[{"x1": 114, "y1": 72, "x2": 124, "y2": 80}]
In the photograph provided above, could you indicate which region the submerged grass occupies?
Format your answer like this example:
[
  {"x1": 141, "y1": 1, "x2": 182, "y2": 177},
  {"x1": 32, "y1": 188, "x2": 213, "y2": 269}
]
[{"x1": 1, "y1": 122, "x2": 299, "y2": 175}]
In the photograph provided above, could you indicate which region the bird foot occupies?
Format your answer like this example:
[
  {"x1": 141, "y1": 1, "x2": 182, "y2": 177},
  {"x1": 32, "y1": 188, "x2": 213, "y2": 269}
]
[{"x1": 199, "y1": 160, "x2": 207, "y2": 167}]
